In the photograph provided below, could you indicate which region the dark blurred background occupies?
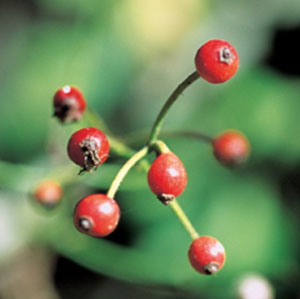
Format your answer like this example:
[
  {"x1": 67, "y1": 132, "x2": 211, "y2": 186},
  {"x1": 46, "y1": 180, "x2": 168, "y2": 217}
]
[{"x1": 1, "y1": 0, "x2": 300, "y2": 298}]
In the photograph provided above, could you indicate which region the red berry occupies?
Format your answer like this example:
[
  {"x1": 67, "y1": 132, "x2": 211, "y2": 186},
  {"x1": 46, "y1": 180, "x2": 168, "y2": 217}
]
[
  {"x1": 34, "y1": 179, "x2": 62, "y2": 208},
  {"x1": 213, "y1": 130, "x2": 250, "y2": 166},
  {"x1": 195, "y1": 39, "x2": 239, "y2": 83},
  {"x1": 67, "y1": 127, "x2": 110, "y2": 172},
  {"x1": 73, "y1": 194, "x2": 120, "y2": 237},
  {"x1": 188, "y1": 236, "x2": 226, "y2": 275},
  {"x1": 147, "y1": 152, "x2": 187, "y2": 204},
  {"x1": 53, "y1": 85, "x2": 86, "y2": 123}
]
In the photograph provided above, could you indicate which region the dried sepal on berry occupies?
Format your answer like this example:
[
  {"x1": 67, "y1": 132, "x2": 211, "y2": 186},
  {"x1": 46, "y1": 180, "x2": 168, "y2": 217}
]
[
  {"x1": 53, "y1": 85, "x2": 86, "y2": 123},
  {"x1": 67, "y1": 127, "x2": 110, "y2": 173}
]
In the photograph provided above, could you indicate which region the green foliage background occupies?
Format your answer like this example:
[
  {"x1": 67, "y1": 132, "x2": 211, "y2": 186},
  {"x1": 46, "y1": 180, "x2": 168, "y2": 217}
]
[{"x1": 1, "y1": 0, "x2": 300, "y2": 298}]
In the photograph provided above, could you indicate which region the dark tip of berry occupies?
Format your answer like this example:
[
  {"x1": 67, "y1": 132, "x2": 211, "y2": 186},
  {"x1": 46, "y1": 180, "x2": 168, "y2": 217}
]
[
  {"x1": 78, "y1": 217, "x2": 92, "y2": 232},
  {"x1": 157, "y1": 193, "x2": 175, "y2": 205},
  {"x1": 41, "y1": 200, "x2": 60, "y2": 209},
  {"x1": 54, "y1": 98, "x2": 81, "y2": 123},
  {"x1": 203, "y1": 262, "x2": 220, "y2": 275},
  {"x1": 80, "y1": 138, "x2": 101, "y2": 171},
  {"x1": 219, "y1": 155, "x2": 247, "y2": 168},
  {"x1": 219, "y1": 47, "x2": 233, "y2": 64}
]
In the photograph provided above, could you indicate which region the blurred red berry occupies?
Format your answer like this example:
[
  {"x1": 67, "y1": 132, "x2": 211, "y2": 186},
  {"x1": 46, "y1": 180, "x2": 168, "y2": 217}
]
[
  {"x1": 188, "y1": 236, "x2": 226, "y2": 275},
  {"x1": 213, "y1": 130, "x2": 250, "y2": 166},
  {"x1": 73, "y1": 194, "x2": 120, "y2": 237},
  {"x1": 147, "y1": 152, "x2": 187, "y2": 204},
  {"x1": 67, "y1": 127, "x2": 110, "y2": 173},
  {"x1": 53, "y1": 85, "x2": 86, "y2": 123},
  {"x1": 34, "y1": 179, "x2": 62, "y2": 208},
  {"x1": 195, "y1": 39, "x2": 239, "y2": 83}
]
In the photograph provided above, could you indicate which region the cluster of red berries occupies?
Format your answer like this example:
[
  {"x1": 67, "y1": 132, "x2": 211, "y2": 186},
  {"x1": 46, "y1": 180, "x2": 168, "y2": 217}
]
[{"x1": 34, "y1": 39, "x2": 250, "y2": 276}]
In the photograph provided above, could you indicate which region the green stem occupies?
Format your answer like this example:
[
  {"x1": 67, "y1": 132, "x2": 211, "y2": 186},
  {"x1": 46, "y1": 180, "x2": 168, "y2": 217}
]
[
  {"x1": 84, "y1": 108, "x2": 110, "y2": 133},
  {"x1": 107, "y1": 146, "x2": 149, "y2": 199},
  {"x1": 169, "y1": 199, "x2": 199, "y2": 240},
  {"x1": 69, "y1": 74, "x2": 201, "y2": 240},
  {"x1": 108, "y1": 137, "x2": 135, "y2": 159},
  {"x1": 84, "y1": 108, "x2": 134, "y2": 159},
  {"x1": 148, "y1": 71, "x2": 200, "y2": 144},
  {"x1": 165, "y1": 130, "x2": 213, "y2": 143},
  {"x1": 149, "y1": 140, "x2": 200, "y2": 240},
  {"x1": 150, "y1": 140, "x2": 171, "y2": 154},
  {"x1": 124, "y1": 129, "x2": 213, "y2": 147}
]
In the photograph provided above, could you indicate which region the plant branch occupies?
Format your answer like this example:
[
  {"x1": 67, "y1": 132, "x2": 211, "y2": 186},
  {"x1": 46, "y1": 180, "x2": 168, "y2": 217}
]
[
  {"x1": 107, "y1": 146, "x2": 149, "y2": 199},
  {"x1": 148, "y1": 71, "x2": 200, "y2": 144},
  {"x1": 169, "y1": 199, "x2": 199, "y2": 240}
]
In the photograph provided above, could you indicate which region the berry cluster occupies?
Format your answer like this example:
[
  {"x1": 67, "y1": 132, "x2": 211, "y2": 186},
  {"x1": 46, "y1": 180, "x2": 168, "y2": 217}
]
[{"x1": 34, "y1": 39, "x2": 250, "y2": 276}]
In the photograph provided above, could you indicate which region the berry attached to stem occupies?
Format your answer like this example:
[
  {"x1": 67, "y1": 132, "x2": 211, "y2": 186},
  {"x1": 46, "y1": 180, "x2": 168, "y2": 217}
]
[
  {"x1": 147, "y1": 149, "x2": 187, "y2": 204},
  {"x1": 212, "y1": 130, "x2": 250, "y2": 166},
  {"x1": 53, "y1": 85, "x2": 86, "y2": 123},
  {"x1": 195, "y1": 39, "x2": 239, "y2": 83},
  {"x1": 73, "y1": 194, "x2": 120, "y2": 237},
  {"x1": 188, "y1": 236, "x2": 226, "y2": 275},
  {"x1": 67, "y1": 127, "x2": 110, "y2": 173}
]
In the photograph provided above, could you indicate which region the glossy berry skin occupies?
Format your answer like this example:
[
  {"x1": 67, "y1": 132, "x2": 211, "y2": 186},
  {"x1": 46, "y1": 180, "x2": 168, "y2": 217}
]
[
  {"x1": 34, "y1": 179, "x2": 62, "y2": 208},
  {"x1": 67, "y1": 127, "x2": 110, "y2": 172},
  {"x1": 195, "y1": 39, "x2": 239, "y2": 83},
  {"x1": 53, "y1": 85, "x2": 86, "y2": 123},
  {"x1": 213, "y1": 130, "x2": 250, "y2": 166},
  {"x1": 147, "y1": 152, "x2": 187, "y2": 204},
  {"x1": 188, "y1": 236, "x2": 226, "y2": 275},
  {"x1": 73, "y1": 194, "x2": 120, "y2": 237}
]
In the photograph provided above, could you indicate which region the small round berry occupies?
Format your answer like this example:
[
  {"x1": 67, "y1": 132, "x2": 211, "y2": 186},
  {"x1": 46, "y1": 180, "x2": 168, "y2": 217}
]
[
  {"x1": 147, "y1": 152, "x2": 187, "y2": 204},
  {"x1": 73, "y1": 194, "x2": 120, "y2": 237},
  {"x1": 212, "y1": 130, "x2": 250, "y2": 166},
  {"x1": 188, "y1": 236, "x2": 226, "y2": 275},
  {"x1": 53, "y1": 85, "x2": 86, "y2": 123},
  {"x1": 67, "y1": 127, "x2": 110, "y2": 173},
  {"x1": 195, "y1": 39, "x2": 239, "y2": 83},
  {"x1": 34, "y1": 179, "x2": 62, "y2": 208}
]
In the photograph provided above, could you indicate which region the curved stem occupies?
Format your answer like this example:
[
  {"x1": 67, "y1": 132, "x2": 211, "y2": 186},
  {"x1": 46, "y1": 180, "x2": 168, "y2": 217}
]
[
  {"x1": 150, "y1": 140, "x2": 171, "y2": 154},
  {"x1": 124, "y1": 129, "x2": 213, "y2": 147},
  {"x1": 164, "y1": 130, "x2": 213, "y2": 143},
  {"x1": 84, "y1": 108, "x2": 111, "y2": 133},
  {"x1": 107, "y1": 146, "x2": 149, "y2": 199},
  {"x1": 169, "y1": 199, "x2": 199, "y2": 240},
  {"x1": 148, "y1": 71, "x2": 200, "y2": 144},
  {"x1": 108, "y1": 137, "x2": 135, "y2": 159},
  {"x1": 148, "y1": 140, "x2": 200, "y2": 240},
  {"x1": 72, "y1": 74, "x2": 201, "y2": 240}
]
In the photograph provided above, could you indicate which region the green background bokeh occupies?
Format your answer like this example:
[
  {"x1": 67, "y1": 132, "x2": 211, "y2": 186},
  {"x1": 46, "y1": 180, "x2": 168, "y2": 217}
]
[{"x1": 1, "y1": 0, "x2": 300, "y2": 298}]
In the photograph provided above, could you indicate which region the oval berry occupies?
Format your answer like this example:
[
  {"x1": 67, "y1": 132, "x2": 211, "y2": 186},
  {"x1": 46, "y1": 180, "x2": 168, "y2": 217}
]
[
  {"x1": 147, "y1": 152, "x2": 187, "y2": 204},
  {"x1": 213, "y1": 130, "x2": 250, "y2": 166},
  {"x1": 73, "y1": 194, "x2": 120, "y2": 237},
  {"x1": 67, "y1": 127, "x2": 110, "y2": 172},
  {"x1": 53, "y1": 85, "x2": 86, "y2": 123},
  {"x1": 34, "y1": 179, "x2": 62, "y2": 208},
  {"x1": 188, "y1": 236, "x2": 226, "y2": 275},
  {"x1": 195, "y1": 39, "x2": 239, "y2": 83}
]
